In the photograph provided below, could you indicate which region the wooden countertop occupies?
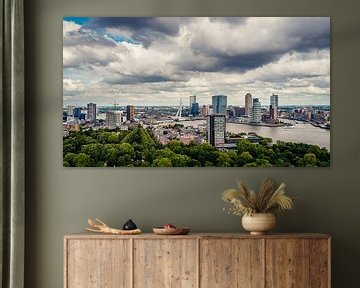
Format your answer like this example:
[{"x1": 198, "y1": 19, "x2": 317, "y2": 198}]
[{"x1": 65, "y1": 232, "x2": 330, "y2": 240}]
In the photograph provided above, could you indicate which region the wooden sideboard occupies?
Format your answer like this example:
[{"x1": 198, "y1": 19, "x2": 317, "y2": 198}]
[{"x1": 64, "y1": 233, "x2": 330, "y2": 288}]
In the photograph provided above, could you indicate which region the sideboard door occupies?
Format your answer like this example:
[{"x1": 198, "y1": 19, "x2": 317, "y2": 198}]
[
  {"x1": 133, "y1": 239, "x2": 198, "y2": 288},
  {"x1": 266, "y1": 239, "x2": 309, "y2": 288},
  {"x1": 200, "y1": 239, "x2": 264, "y2": 288},
  {"x1": 265, "y1": 238, "x2": 329, "y2": 288},
  {"x1": 66, "y1": 239, "x2": 131, "y2": 288},
  {"x1": 310, "y1": 239, "x2": 330, "y2": 288}
]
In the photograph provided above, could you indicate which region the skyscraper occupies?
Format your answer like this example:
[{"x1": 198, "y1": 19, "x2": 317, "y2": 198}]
[
  {"x1": 245, "y1": 93, "x2": 252, "y2": 116},
  {"x1": 250, "y1": 98, "x2": 261, "y2": 124},
  {"x1": 190, "y1": 95, "x2": 196, "y2": 107},
  {"x1": 67, "y1": 105, "x2": 75, "y2": 117},
  {"x1": 207, "y1": 114, "x2": 226, "y2": 147},
  {"x1": 191, "y1": 103, "x2": 199, "y2": 116},
  {"x1": 106, "y1": 111, "x2": 122, "y2": 128},
  {"x1": 87, "y1": 103, "x2": 96, "y2": 123},
  {"x1": 126, "y1": 105, "x2": 135, "y2": 121},
  {"x1": 189, "y1": 95, "x2": 199, "y2": 116},
  {"x1": 73, "y1": 107, "x2": 82, "y2": 118},
  {"x1": 212, "y1": 95, "x2": 227, "y2": 115},
  {"x1": 270, "y1": 94, "x2": 279, "y2": 120}
]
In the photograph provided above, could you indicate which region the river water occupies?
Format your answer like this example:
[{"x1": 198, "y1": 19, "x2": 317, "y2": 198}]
[{"x1": 182, "y1": 119, "x2": 330, "y2": 151}]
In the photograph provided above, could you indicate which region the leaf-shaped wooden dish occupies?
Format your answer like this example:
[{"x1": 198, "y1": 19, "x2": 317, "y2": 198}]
[{"x1": 153, "y1": 227, "x2": 190, "y2": 235}]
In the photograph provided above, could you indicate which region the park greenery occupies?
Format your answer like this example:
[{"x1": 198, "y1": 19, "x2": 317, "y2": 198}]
[{"x1": 63, "y1": 125, "x2": 330, "y2": 167}]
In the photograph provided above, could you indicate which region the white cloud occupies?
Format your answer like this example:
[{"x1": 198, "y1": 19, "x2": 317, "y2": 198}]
[
  {"x1": 63, "y1": 78, "x2": 85, "y2": 95},
  {"x1": 63, "y1": 20, "x2": 81, "y2": 34},
  {"x1": 62, "y1": 17, "x2": 330, "y2": 106}
]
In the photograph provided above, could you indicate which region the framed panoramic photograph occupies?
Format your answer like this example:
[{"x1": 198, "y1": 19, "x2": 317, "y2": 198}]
[{"x1": 63, "y1": 17, "x2": 330, "y2": 167}]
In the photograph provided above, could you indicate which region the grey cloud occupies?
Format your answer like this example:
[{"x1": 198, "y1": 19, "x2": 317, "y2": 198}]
[
  {"x1": 259, "y1": 72, "x2": 326, "y2": 84},
  {"x1": 306, "y1": 77, "x2": 330, "y2": 88},
  {"x1": 91, "y1": 17, "x2": 182, "y2": 35},
  {"x1": 219, "y1": 53, "x2": 281, "y2": 71},
  {"x1": 63, "y1": 88, "x2": 83, "y2": 97},
  {"x1": 104, "y1": 74, "x2": 176, "y2": 85},
  {"x1": 282, "y1": 17, "x2": 330, "y2": 51},
  {"x1": 174, "y1": 51, "x2": 282, "y2": 73},
  {"x1": 86, "y1": 17, "x2": 189, "y2": 47},
  {"x1": 209, "y1": 17, "x2": 248, "y2": 25},
  {"x1": 64, "y1": 28, "x2": 116, "y2": 47},
  {"x1": 188, "y1": 17, "x2": 330, "y2": 73},
  {"x1": 63, "y1": 52, "x2": 116, "y2": 69}
]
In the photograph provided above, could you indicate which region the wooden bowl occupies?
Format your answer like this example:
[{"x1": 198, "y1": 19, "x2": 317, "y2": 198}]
[{"x1": 153, "y1": 227, "x2": 190, "y2": 235}]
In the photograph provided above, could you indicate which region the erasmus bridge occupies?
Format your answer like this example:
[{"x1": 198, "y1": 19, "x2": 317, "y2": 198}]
[{"x1": 175, "y1": 98, "x2": 183, "y2": 120}]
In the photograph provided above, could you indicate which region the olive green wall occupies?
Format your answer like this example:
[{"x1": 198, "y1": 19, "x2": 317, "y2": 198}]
[{"x1": 24, "y1": 0, "x2": 360, "y2": 287}]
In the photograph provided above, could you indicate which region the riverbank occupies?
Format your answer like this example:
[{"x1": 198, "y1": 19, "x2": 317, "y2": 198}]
[
  {"x1": 182, "y1": 119, "x2": 331, "y2": 151},
  {"x1": 227, "y1": 120, "x2": 292, "y2": 127}
]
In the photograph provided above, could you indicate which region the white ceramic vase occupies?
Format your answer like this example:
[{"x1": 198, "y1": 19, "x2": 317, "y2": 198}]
[{"x1": 242, "y1": 213, "x2": 276, "y2": 235}]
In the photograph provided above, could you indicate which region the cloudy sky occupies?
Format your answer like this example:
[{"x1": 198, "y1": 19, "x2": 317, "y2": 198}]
[{"x1": 63, "y1": 17, "x2": 330, "y2": 107}]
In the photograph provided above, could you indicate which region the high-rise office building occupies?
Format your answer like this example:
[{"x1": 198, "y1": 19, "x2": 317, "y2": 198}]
[
  {"x1": 126, "y1": 105, "x2": 135, "y2": 121},
  {"x1": 250, "y1": 98, "x2": 261, "y2": 124},
  {"x1": 269, "y1": 105, "x2": 274, "y2": 120},
  {"x1": 189, "y1": 95, "x2": 199, "y2": 116},
  {"x1": 245, "y1": 93, "x2": 252, "y2": 116},
  {"x1": 73, "y1": 107, "x2": 82, "y2": 118},
  {"x1": 207, "y1": 114, "x2": 226, "y2": 147},
  {"x1": 212, "y1": 95, "x2": 227, "y2": 115},
  {"x1": 106, "y1": 111, "x2": 122, "y2": 128},
  {"x1": 87, "y1": 103, "x2": 97, "y2": 123},
  {"x1": 270, "y1": 94, "x2": 279, "y2": 120},
  {"x1": 190, "y1": 95, "x2": 196, "y2": 107},
  {"x1": 191, "y1": 103, "x2": 199, "y2": 116},
  {"x1": 67, "y1": 105, "x2": 75, "y2": 117}
]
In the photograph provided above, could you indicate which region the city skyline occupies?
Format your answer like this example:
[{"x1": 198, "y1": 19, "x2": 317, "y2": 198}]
[
  {"x1": 63, "y1": 17, "x2": 330, "y2": 107},
  {"x1": 62, "y1": 98, "x2": 331, "y2": 109}
]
